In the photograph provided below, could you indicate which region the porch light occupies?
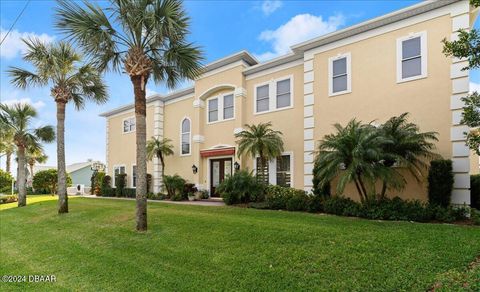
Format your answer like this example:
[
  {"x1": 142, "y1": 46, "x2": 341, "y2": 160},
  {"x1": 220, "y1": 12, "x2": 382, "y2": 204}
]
[
  {"x1": 192, "y1": 164, "x2": 198, "y2": 174},
  {"x1": 234, "y1": 161, "x2": 240, "y2": 171}
]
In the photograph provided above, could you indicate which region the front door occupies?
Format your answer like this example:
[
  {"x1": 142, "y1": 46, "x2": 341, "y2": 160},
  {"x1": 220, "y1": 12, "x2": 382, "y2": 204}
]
[{"x1": 210, "y1": 158, "x2": 232, "y2": 196}]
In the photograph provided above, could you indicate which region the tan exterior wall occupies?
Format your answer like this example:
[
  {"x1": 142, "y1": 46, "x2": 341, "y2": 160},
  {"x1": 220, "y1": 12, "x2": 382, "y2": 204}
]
[
  {"x1": 107, "y1": 105, "x2": 155, "y2": 188},
  {"x1": 310, "y1": 14, "x2": 452, "y2": 201},
  {"x1": 103, "y1": 1, "x2": 475, "y2": 204}
]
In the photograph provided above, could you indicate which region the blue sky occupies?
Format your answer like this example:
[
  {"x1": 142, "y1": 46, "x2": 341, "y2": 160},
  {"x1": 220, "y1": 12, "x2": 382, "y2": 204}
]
[{"x1": 0, "y1": 0, "x2": 479, "y2": 171}]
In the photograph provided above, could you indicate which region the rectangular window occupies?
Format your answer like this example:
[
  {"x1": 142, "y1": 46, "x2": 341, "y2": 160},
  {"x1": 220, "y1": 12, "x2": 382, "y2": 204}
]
[
  {"x1": 256, "y1": 84, "x2": 270, "y2": 113},
  {"x1": 123, "y1": 117, "x2": 135, "y2": 133},
  {"x1": 223, "y1": 94, "x2": 234, "y2": 120},
  {"x1": 329, "y1": 53, "x2": 351, "y2": 96},
  {"x1": 255, "y1": 157, "x2": 269, "y2": 184},
  {"x1": 208, "y1": 98, "x2": 218, "y2": 123},
  {"x1": 132, "y1": 165, "x2": 137, "y2": 188},
  {"x1": 397, "y1": 32, "x2": 427, "y2": 82},
  {"x1": 276, "y1": 79, "x2": 291, "y2": 108},
  {"x1": 276, "y1": 155, "x2": 291, "y2": 187}
]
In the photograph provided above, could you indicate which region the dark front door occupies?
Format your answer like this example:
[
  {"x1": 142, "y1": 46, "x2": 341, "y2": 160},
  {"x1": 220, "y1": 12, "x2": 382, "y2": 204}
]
[{"x1": 210, "y1": 158, "x2": 232, "y2": 196}]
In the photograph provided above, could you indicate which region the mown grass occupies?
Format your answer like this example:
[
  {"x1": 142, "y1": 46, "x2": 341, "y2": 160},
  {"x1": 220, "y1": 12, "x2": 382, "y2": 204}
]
[{"x1": 0, "y1": 197, "x2": 479, "y2": 291}]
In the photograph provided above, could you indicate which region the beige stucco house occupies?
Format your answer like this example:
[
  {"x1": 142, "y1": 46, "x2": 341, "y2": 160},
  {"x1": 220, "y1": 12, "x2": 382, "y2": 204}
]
[{"x1": 101, "y1": 0, "x2": 479, "y2": 205}]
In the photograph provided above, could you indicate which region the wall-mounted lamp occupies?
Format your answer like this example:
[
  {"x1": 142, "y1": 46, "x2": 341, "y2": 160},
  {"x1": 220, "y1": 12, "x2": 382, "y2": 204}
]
[
  {"x1": 192, "y1": 164, "x2": 198, "y2": 174},
  {"x1": 234, "y1": 161, "x2": 240, "y2": 171}
]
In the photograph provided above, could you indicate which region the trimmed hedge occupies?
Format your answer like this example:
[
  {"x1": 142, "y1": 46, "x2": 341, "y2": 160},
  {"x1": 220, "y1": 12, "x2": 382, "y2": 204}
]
[
  {"x1": 471, "y1": 175, "x2": 480, "y2": 209},
  {"x1": 428, "y1": 159, "x2": 454, "y2": 207}
]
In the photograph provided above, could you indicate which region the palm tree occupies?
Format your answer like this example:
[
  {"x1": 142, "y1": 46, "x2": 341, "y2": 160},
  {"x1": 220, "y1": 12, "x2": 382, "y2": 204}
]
[
  {"x1": 314, "y1": 119, "x2": 392, "y2": 203},
  {"x1": 0, "y1": 128, "x2": 15, "y2": 173},
  {"x1": 56, "y1": 0, "x2": 203, "y2": 231},
  {"x1": 25, "y1": 145, "x2": 48, "y2": 187},
  {"x1": 235, "y1": 122, "x2": 284, "y2": 184},
  {"x1": 378, "y1": 113, "x2": 439, "y2": 199},
  {"x1": 146, "y1": 137, "x2": 174, "y2": 191},
  {"x1": 0, "y1": 103, "x2": 55, "y2": 207},
  {"x1": 8, "y1": 38, "x2": 108, "y2": 214}
]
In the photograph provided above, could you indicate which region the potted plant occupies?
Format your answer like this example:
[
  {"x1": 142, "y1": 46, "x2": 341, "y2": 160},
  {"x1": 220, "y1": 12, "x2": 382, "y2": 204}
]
[{"x1": 188, "y1": 192, "x2": 195, "y2": 201}]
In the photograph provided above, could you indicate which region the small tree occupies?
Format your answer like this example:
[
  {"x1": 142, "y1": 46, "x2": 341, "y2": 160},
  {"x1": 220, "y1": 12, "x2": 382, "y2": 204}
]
[
  {"x1": 427, "y1": 160, "x2": 454, "y2": 207},
  {"x1": 235, "y1": 122, "x2": 284, "y2": 184},
  {"x1": 0, "y1": 169, "x2": 14, "y2": 194},
  {"x1": 33, "y1": 169, "x2": 72, "y2": 194},
  {"x1": 146, "y1": 137, "x2": 174, "y2": 191}
]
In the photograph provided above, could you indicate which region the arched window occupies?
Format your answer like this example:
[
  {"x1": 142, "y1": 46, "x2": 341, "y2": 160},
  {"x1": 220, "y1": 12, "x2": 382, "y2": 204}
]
[{"x1": 181, "y1": 118, "x2": 191, "y2": 155}]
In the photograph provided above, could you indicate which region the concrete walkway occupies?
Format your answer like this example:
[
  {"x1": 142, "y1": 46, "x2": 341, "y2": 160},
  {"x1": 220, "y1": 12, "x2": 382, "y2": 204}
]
[{"x1": 80, "y1": 194, "x2": 225, "y2": 206}]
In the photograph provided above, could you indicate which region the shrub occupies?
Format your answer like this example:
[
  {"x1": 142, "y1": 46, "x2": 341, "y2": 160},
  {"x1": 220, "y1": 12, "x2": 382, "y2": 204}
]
[
  {"x1": 217, "y1": 170, "x2": 263, "y2": 205},
  {"x1": 100, "y1": 175, "x2": 112, "y2": 196},
  {"x1": 147, "y1": 192, "x2": 167, "y2": 200},
  {"x1": 102, "y1": 187, "x2": 116, "y2": 197},
  {"x1": 323, "y1": 196, "x2": 362, "y2": 217},
  {"x1": 123, "y1": 188, "x2": 136, "y2": 198},
  {"x1": 471, "y1": 209, "x2": 480, "y2": 225},
  {"x1": 0, "y1": 169, "x2": 13, "y2": 194},
  {"x1": 470, "y1": 175, "x2": 480, "y2": 209},
  {"x1": 264, "y1": 185, "x2": 308, "y2": 210},
  {"x1": 312, "y1": 160, "x2": 331, "y2": 197},
  {"x1": 164, "y1": 175, "x2": 186, "y2": 200},
  {"x1": 0, "y1": 194, "x2": 17, "y2": 204},
  {"x1": 428, "y1": 159, "x2": 454, "y2": 207},
  {"x1": 115, "y1": 173, "x2": 127, "y2": 197},
  {"x1": 33, "y1": 169, "x2": 72, "y2": 194},
  {"x1": 184, "y1": 183, "x2": 197, "y2": 197}
]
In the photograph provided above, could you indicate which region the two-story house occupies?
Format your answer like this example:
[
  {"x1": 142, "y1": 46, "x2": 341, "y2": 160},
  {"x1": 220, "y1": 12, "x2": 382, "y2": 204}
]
[{"x1": 101, "y1": 0, "x2": 479, "y2": 205}]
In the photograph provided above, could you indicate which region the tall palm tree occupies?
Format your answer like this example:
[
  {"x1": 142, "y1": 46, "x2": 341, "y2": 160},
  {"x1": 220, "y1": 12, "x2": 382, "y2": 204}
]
[
  {"x1": 56, "y1": 0, "x2": 203, "y2": 231},
  {"x1": 235, "y1": 122, "x2": 284, "y2": 184},
  {"x1": 314, "y1": 119, "x2": 392, "y2": 203},
  {"x1": 378, "y1": 113, "x2": 439, "y2": 199},
  {"x1": 8, "y1": 38, "x2": 108, "y2": 214},
  {"x1": 25, "y1": 145, "x2": 48, "y2": 187},
  {"x1": 146, "y1": 137, "x2": 174, "y2": 191},
  {"x1": 0, "y1": 103, "x2": 55, "y2": 207},
  {"x1": 0, "y1": 128, "x2": 15, "y2": 173}
]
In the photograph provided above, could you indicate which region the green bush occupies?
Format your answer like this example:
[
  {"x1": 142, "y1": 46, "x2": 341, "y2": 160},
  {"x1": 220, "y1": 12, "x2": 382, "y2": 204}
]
[
  {"x1": 100, "y1": 175, "x2": 112, "y2": 196},
  {"x1": 0, "y1": 169, "x2": 13, "y2": 194},
  {"x1": 217, "y1": 170, "x2": 263, "y2": 205},
  {"x1": 164, "y1": 175, "x2": 186, "y2": 200},
  {"x1": 115, "y1": 173, "x2": 127, "y2": 197},
  {"x1": 264, "y1": 185, "x2": 308, "y2": 210},
  {"x1": 312, "y1": 160, "x2": 331, "y2": 197},
  {"x1": 471, "y1": 209, "x2": 480, "y2": 225},
  {"x1": 123, "y1": 188, "x2": 136, "y2": 198},
  {"x1": 147, "y1": 192, "x2": 167, "y2": 200},
  {"x1": 470, "y1": 175, "x2": 480, "y2": 209},
  {"x1": 102, "y1": 187, "x2": 116, "y2": 197},
  {"x1": 362, "y1": 197, "x2": 429, "y2": 221},
  {"x1": 33, "y1": 169, "x2": 72, "y2": 194},
  {"x1": 428, "y1": 159, "x2": 454, "y2": 207},
  {"x1": 323, "y1": 196, "x2": 362, "y2": 217}
]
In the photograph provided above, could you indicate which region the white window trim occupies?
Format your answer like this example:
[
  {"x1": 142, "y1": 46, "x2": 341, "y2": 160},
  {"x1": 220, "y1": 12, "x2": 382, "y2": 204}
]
[
  {"x1": 206, "y1": 91, "x2": 235, "y2": 125},
  {"x1": 253, "y1": 151, "x2": 294, "y2": 187},
  {"x1": 254, "y1": 75, "x2": 294, "y2": 115},
  {"x1": 112, "y1": 164, "x2": 126, "y2": 187},
  {"x1": 131, "y1": 164, "x2": 136, "y2": 188},
  {"x1": 328, "y1": 52, "x2": 352, "y2": 97},
  {"x1": 122, "y1": 116, "x2": 135, "y2": 134},
  {"x1": 180, "y1": 117, "x2": 192, "y2": 156},
  {"x1": 396, "y1": 31, "x2": 427, "y2": 83}
]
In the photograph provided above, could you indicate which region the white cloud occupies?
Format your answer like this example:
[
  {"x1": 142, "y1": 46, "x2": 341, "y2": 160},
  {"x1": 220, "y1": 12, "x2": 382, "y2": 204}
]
[
  {"x1": 471, "y1": 82, "x2": 480, "y2": 94},
  {"x1": 261, "y1": 0, "x2": 282, "y2": 16},
  {"x1": 0, "y1": 27, "x2": 55, "y2": 59},
  {"x1": 2, "y1": 97, "x2": 46, "y2": 110},
  {"x1": 146, "y1": 88, "x2": 159, "y2": 97},
  {"x1": 255, "y1": 13, "x2": 345, "y2": 61}
]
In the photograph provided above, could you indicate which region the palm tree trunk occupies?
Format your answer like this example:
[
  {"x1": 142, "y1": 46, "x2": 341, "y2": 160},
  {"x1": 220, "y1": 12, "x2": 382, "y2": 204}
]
[
  {"x1": 17, "y1": 145, "x2": 26, "y2": 207},
  {"x1": 29, "y1": 162, "x2": 34, "y2": 189},
  {"x1": 379, "y1": 181, "x2": 387, "y2": 201},
  {"x1": 6, "y1": 152, "x2": 11, "y2": 173},
  {"x1": 57, "y1": 101, "x2": 68, "y2": 214},
  {"x1": 132, "y1": 75, "x2": 147, "y2": 231},
  {"x1": 357, "y1": 175, "x2": 369, "y2": 203},
  {"x1": 160, "y1": 154, "x2": 165, "y2": 192},
  {"x1": 353, "y1": 178, "x2": 365, "y2": 204}
]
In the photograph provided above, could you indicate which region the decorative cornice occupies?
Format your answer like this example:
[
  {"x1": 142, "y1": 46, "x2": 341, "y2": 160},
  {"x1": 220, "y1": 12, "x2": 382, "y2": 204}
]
[{"x1": 234, "y1": 87, "x2": 247, "y2": 98}]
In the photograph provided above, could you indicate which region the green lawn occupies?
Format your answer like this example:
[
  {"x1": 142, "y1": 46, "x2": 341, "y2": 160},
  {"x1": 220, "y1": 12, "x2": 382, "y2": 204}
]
[{"x1": 1, "y1": 197, "x2": 479, "y2": 291}]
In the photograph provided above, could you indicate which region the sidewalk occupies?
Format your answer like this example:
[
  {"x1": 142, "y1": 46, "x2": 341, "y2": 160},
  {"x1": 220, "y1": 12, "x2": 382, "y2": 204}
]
[{"x1": 80, "y1": 194, "x2": 225, "y2": 206}]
